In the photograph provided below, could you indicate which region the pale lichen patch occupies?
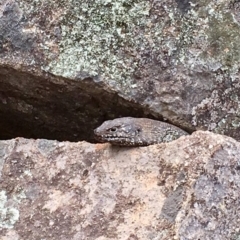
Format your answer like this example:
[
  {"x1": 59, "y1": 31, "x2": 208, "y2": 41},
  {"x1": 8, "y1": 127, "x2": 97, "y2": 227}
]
[
  {"x1": 0, "y1": 191, "x2": 20, "y2": 229},
  {"x1": 43, "y1": 0, "x2": 155, "y2": 89},
  {"x1": 43, "y1": 190, "x2": 75, "y2": 213}
]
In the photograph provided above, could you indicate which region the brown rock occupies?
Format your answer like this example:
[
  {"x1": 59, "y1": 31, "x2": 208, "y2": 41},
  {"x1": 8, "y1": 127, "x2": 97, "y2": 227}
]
[
  {"x1": 1, "y1": 0, "x2": 240, "y2": 141},
  {"x1": 0, "y1": 131, "x2": 240, "y2": 239}
]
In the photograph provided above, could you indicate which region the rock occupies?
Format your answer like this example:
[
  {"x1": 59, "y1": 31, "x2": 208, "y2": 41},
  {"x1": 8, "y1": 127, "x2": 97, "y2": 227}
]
[
  {"x1": 1, "y1": 0, "x2": 240, "y2": 141},
  {"x1": 0, "y1": 131, "x2": 240, "y2": 239}
]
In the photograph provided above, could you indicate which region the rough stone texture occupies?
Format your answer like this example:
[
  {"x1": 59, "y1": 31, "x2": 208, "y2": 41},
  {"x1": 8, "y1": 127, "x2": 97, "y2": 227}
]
[
  {"x1": 0, "y1": 131, "x2": 240, "y2": 239},
  {"x1": 1, "y1": 0, "x2": 240, "y2": 141}
]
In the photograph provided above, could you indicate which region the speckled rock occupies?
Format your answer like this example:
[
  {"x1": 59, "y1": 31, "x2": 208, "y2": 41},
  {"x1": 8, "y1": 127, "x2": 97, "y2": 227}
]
[
  {"x1": 1, "y1": 0, "x2": 240, "y2": 141},
  {"x1": 0, "y1": 132, "x2": 240, "y2": 239}
]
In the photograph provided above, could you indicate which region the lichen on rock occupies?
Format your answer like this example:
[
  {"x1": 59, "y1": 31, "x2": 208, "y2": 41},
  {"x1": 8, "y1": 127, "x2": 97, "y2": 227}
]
[{"x1": 47, "y1": 0, "x2": 151, "y2": 86}]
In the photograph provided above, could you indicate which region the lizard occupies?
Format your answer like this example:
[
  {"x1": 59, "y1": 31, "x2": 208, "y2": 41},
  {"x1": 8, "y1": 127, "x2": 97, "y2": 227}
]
[{"x1": 94, "y1": 117, "x2": 189, "y2": 146}]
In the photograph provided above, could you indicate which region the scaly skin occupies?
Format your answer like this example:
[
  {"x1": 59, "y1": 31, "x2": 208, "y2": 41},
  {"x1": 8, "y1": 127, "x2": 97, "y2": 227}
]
[{"x1": 94, "y1": 117, "x2": 189, "y2": 146}]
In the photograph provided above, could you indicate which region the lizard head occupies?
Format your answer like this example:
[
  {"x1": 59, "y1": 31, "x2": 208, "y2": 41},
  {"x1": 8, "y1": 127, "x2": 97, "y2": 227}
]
[{"x1": 94, "y1": 117, "x2": 147, "y2": 146}]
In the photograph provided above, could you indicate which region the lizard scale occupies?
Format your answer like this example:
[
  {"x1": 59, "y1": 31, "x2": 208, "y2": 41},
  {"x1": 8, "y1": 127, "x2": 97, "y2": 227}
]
[{"x1": 94, "y1": 117, "x2": 189, "y2": 146}]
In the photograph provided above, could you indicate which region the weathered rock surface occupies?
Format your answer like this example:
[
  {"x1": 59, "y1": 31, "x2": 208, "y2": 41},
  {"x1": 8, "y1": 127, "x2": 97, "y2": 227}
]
[
  {"x1": 0, "y1": 131, "x2": 240, "y2": 239},
  {"x1": 1, "y1": 0, "x2": 240, "y2": 141}
]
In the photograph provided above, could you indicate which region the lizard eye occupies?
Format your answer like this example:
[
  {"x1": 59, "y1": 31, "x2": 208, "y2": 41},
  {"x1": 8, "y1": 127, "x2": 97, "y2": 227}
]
[{"x1": 109, "y1": 127, "x2": 117, "y2": 132}]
